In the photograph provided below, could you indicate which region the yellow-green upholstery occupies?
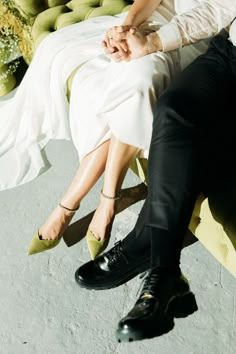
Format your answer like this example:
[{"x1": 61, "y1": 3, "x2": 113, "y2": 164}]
[
  {"x1": 0, "y1": 0, "x2": 132, "y2": 61},
  {"x1": 1, "y1": 0, "x2": 235, "y2": 277},
  {"x1": 32, "y1": 0, "x2": 132, "y2": 49}
]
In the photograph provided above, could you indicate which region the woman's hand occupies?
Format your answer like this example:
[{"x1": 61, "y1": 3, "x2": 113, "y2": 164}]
[
  {"x1": 103, "y1": 25, "x2": 131, "y2": 50},
  {"x1": 102, "y1": 25, "x2": 132, "y2": 61}
]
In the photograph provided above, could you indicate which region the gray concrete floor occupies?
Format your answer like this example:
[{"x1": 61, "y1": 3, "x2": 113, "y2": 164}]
[{"x1": 0, "y1": 139, "x2": 236, "y2": 354}]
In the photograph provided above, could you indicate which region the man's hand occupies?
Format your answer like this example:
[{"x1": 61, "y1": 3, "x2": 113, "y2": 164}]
[
  {"x1": 123, "y1": 27, "x2": 149, "y2": 61},
  {"x1": 123, "y1": 28, "x2": 163, "y2": 61},
  {"x1": 102, "y1": 26, "x2": 163, "y2": 62}
]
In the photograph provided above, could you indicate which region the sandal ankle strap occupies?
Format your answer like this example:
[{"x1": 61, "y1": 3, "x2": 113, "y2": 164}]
[
  {"x1": 58, "y1": 202, "x2": 79, "y2": 213},
  {"x1": 101, "y1": 189, "x2": 121, "y2": 200}
]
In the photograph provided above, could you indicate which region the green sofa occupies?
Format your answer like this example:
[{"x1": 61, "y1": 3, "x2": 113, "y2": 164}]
[{"x1": 0, "y1": 0, "x2": 235, "y2": 277}]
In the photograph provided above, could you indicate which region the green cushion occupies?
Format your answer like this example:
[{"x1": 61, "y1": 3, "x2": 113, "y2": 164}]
[
  {"x1": 32, "y1": 0, "x2": 132, "y2": 50},
  {"x1": 4, "y1": 0, "x2": 68, "y2": 18}
]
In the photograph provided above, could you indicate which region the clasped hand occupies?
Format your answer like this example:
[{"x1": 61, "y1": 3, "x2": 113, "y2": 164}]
[{"x1": 102, "y1": 25, "x2": 150, "y2": 62}]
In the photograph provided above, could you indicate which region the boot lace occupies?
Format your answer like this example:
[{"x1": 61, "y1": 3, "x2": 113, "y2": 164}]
[
  {"x1": 105, "y1": 241, "x2": 129, "y2": 267},
  {"x1": 138, "y1": 269, "x2": 161, "y2": 298}
]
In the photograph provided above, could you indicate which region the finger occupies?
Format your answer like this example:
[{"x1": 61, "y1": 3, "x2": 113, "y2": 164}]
[
  {"x1": 105, "y1": 29, "x2": 115, "y2": 48},
  {"x1": 125, "y1": 55, "x2": 131, "y2": 62},
  {"x1": 115, "y1": 43, "x2": 129, "y2": 57},
  {"x1": 102, "y1": 40, "x2": 108, "y2": 48},
  {"x1": 103, "y1": 45, "x2": 116, "y2": 55},
  {"x1": 129, "y1": 27, "x2": 138, "y2": 35},
  {"x1": 106, "y1": 28, "x2": 113, "y2": 39},
  {"x1": 106, "y1": 27, "x2": 128, "y2": 44},
  {"x1": 115, "y1": 25, "x2": 131, "y2": 33},
  {"x1": 110, "y1": 50, "x2": 128, "y2": 62},
  {"x1": 105, "y1": 35, "x2": 113, "y2": 48},
  {"x1": 118, "y1": 39, "x2": 129, "y2": 52},
  {"x1": 102, "y1": 40, "x2": 115, "y2": 54},
  {"x1": 111, "y1": 54, "x2": 122, "y2": 62},
  {"x1": 113, "y1": 32, "x2": 127, "y2": 42}
]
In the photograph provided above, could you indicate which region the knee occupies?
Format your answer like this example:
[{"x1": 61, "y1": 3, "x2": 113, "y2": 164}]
[
  {"x1": 152, "y1": 89, "x2": 195, "y2": 135},
  {"x1": 132, "y1": 72, "x2": 153, "y2": 93},
  {"x1": 125, "y1": 57, "x2": 155, "y2": 91}
]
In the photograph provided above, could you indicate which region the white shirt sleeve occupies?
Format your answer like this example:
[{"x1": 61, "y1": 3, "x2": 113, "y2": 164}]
[{"x1": 157, "y1": 0, "x2": 236, "y2": 52}]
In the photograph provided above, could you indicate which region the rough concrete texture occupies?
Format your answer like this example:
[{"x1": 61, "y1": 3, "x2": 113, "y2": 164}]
[{"x1": 0, "y1": 140, "x2": 236, "y2": 354}]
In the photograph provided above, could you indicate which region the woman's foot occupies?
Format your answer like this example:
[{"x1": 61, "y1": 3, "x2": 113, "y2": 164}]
[
  {"x1": 39, "y1": 203, "x2": 79, "y2": 240},
  {"x1": 88, "y1": 192, "x2": 118, "y2": 241},
  {"x1": 63, "y1": 183, "x2": 148, "y2": 247}
]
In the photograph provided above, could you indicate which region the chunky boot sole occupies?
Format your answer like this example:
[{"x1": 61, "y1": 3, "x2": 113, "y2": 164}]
[
  {"x1": 75, "y1": 258, "x2": 150, "y2": 290},
  {"x1": 116, "y1": 315, "x2": 174, "y2": 343},
  {"x1": 168, "y1": 291, "x2": 198, "y2": 318},
  {"x1": 116, "y1": 291, "x2": 198, "y2": 343}
]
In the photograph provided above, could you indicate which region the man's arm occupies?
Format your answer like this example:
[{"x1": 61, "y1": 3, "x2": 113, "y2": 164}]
[{"x1": 156, "y1": 0, "x2": 236, "y2": 52}]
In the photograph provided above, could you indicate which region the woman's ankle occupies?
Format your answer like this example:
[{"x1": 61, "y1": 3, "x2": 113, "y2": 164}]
[
  {"x1": 39, "y1": 205, "x2": 75, "y2": 240},
  {"x1": 101, "y1": 188, "x2": 121, "y2": 200},
  {"x1": 59, "y1": 200, "x2": 80, "y2": 214}
]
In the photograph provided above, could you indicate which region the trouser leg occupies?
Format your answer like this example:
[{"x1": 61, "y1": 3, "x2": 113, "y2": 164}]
[{"x1": 129, "y1": 35, "x2": 236, "y2": 269}]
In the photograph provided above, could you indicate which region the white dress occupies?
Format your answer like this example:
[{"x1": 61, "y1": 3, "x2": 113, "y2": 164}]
[{"x1": 0, "y1": 0, "x2": 208, "y2": 191}]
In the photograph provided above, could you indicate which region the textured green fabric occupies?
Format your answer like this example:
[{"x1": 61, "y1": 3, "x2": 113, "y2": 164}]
[
  {"x1": 32, "y1": 0, "x2": 132, "y2": 49},
  {"x1": 1, "y1": 0, "x2": 46, "y2": 18},
  {"x1": 4, "y1": 0, "x2": 68, "y2": 18}
]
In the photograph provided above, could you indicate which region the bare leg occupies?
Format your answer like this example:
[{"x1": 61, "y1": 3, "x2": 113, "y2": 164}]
[
  {"x1": 39, "y1": 140, "x2": 110, "y2": 240},
  {"x1": 89, "y1": 135, "x2": 139, "y2": 240}
]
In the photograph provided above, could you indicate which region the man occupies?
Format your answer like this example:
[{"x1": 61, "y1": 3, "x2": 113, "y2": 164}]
[{"x1": 75, "y1": 0, "x2": 236, "y2": 342}]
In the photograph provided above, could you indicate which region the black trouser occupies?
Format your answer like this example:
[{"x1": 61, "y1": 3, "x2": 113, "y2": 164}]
[{"x1": 124, "y1": 34, "x2": 236, "y2": 269}]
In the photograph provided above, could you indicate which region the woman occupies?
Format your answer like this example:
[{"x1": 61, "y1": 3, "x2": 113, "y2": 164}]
[{"x1": 0, "y1": 0, "x2": 207, "y2": 258}]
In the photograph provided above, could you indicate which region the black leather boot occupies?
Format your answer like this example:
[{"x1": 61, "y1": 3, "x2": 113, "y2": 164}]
[
  {"x1": 116, "y1": 267, "x2": 198, "y2": 342},
  {"x1": 75, "y1": 240, "x2": 150, "y2": 290}
]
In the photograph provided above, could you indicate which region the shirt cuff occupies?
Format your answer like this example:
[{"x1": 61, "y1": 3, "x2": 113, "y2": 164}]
[{"x1": 156, "y1": 22, "x2": 182, "y2": 52}]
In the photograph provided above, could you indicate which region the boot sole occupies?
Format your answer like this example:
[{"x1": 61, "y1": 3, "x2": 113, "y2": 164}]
[
  {"x1": 116, "y1": 291, "x2": 198, "y2": 343},
  {"x1": 116, "y1": 315, "x2": 174, "y2": 343},
  {"x1": 168, "y1": 291, "x2": 198, "y2": 318}
]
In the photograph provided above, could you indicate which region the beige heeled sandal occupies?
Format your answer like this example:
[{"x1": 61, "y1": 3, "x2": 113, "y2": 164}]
[
  {"x1": 86, "y1": 190, "x2": 120, "y2": 260},
  {"x1": 28, "y1": 202, "x2": 79, "y2": 255}
]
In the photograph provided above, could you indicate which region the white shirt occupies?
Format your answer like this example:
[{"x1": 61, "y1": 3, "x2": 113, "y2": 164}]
[{"x1": 157, "y1": 0, "x2": 236, "y2": 51}]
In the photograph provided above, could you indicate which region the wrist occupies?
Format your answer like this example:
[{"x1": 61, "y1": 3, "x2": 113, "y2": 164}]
[
  {"x1": 146, "y1": 32, "x2": 163, "y2": 54},
  {"x1": 122, "y1": 21, "x2": 135, "y2": 28},
  {"x1": 122, "y1": 13, "x2": 139, "y2": 27}
]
